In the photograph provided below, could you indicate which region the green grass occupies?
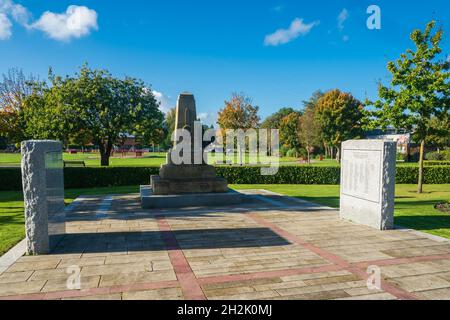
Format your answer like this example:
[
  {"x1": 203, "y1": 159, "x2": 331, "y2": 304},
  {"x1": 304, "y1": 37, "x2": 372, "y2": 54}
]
[
  {"x1": 0, "y1": 152, "x2": 168, "y2": 167},
  {"x1": 0, "y1": 152, "x2": 419, "y2": 168},
  {"x1": 232, "y1": 184, "x2": 450, "y2": 239},
  {"x1": 1, "y1": 184, "x2": 449, "y2": 256}
]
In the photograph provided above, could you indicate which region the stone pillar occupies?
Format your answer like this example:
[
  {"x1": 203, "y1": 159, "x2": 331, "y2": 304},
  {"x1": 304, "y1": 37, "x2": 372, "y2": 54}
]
[
  {"x1": 339, "y1": 140, "x2": 397, "y2": 230},
  {"x1": 21, "y1": 140, "x2": 65, "y2": 255}
]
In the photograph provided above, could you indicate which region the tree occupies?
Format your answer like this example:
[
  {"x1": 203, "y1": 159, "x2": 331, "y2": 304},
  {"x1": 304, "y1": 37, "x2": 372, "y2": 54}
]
[
  {"x1": 0, "y1": 68, "x2": 35, "y2": 145},
  {"x1": 217, "y1": 92, "x2": 260, "y2": 130},
  {"x1": 260, "y1": 107, "x2": 297, "y2": 129},
  {"x1": 261, "y1": 107, "x2": 301, "y2": 156},
  {"x1": 279, "y1": 112, "x2": 302, "y2": 155},
  {"x1": 302, "y1": 90, "x2": 324, "y2": 112},
  {"x1": 369, "y1": 21, "x2": 450, "y2": 193},
  {"x1": 315, "y1": 89, "x2": 364, "y2": 161},
  {"x1": 427, "y1": 116, "x2": 450, "y2": 151},
  {"x1": 162, "y1": 107, "x2": 176, "y2": 148},
  {"x1": 24, "y1": 66, "x2": 164, "y2": 166},
  {"x1": 298, "y1": 107, "x2": 321, "y2": 163},
  {"x1": 302, "y1": 90, "x2": 326, "y2": 156}
]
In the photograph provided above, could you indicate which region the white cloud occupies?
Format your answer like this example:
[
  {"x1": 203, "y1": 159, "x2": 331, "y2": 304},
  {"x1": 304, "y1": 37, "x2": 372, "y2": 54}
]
[
  {"x1": 0, "y1": 0, "x2": 30, "y2": 28},
  {"x1": 152, "y1": 90, "x2": 174, "y2": 114},
  {"x1": 264, "y1": 18, "x2": 319, "y2": 46},
  {"x1": 0, "y1": 12, "x2": 11, "y2": 39},
  {"x1": 10, "y1": 3, "x2": 30, "y2": 25},
  {"x1": 31, "y1": 5, "x2": 98, "y2": 41},
  {"x1": 338, "y1": 8, "x2": 349, "y2": 31},
  {"x1": 0, "y1": 1, "x2": 97, "y2": 41}
]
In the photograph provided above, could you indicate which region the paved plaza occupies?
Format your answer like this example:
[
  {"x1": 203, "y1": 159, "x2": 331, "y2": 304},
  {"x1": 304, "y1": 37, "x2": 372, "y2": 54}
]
[{"x1": 1, "y1": 190, "x2": 450, "y2": 300}]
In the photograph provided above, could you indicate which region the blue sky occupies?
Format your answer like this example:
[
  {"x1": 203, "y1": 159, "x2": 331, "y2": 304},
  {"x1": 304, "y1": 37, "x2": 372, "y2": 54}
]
[{"x1": 1, "y1": 0, "x2": 449, "y2": 125}]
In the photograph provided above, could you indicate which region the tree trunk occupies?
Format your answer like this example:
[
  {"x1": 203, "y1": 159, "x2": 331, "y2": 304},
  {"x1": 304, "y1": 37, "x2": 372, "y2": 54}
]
[
  {"x1": 99, "y1": 141, "x2": 112, "y2": 166},
  {"x1": 307, "y1": 148, "x2": 311, "y2": 164},
  {"x1": 336, "y1": 146, "x2": 340, "y2": 163},
  {"x1": 417, "y1": 140, "x2": 425, "y2": 194}
]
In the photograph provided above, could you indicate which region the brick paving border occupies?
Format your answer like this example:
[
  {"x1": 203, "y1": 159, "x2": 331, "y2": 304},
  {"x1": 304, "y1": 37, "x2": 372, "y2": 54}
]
[{"x1": 155, "y1": 215, "x2": 206, "y2": 300}]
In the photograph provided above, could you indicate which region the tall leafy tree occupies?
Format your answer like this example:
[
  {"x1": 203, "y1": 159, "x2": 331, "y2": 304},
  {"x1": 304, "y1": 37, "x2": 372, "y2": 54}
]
[
  {"x1": 369, "y1": 21, "x2": 450, "y2": 193},
  {"x1": 260, "y1": 107, "x2": 298, "y2": 129},
  {"x1": 261, "y1": 107, "x2": 301, "y2": 156},
  {"x1": 315, "y1": 89, "x2": 364, "y2": 161},
  {"x1": 0, "y1": 68, "x2": 35, "y2": 145},
  {"x1": 298, "y1": 107, "x2": 321, "y2": 163},
  {"x1": 302, "y1": 90, "x2": 324, "y2": 112},
  {"x1": 279, "y1": 112, "x2": 302, "y2": 155},
  {"x1": 25, "y1": 66, "x2": 164, "y2": 166},
  {"x1": 217, "y1": 92, "x2": 260, "y2": 130}
]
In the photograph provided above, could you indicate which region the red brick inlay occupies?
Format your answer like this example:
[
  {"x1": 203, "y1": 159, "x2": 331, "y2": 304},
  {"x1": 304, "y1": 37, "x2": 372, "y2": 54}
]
[
  {"x1": 246, "y1": 212, "x2": 420, "y2": 300},
  {"x1": 156, "y1": 215, "x2": 206, "y2": 300}
]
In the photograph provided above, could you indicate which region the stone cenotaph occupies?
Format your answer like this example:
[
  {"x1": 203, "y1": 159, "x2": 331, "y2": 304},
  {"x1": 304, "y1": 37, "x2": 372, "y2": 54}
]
[{"x1": 140, "y1": 92, "x2": 244, "y2": 208}]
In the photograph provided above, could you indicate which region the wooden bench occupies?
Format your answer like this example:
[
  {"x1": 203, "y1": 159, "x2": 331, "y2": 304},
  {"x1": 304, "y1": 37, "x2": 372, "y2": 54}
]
[{"x1": 63, "y1": 160, "x2": 86, "y2": 168}]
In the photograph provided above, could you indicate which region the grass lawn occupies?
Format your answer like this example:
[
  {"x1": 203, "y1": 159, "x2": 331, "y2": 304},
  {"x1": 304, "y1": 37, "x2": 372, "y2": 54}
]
[
  {"x1": 0, "y1": 152, "x2": 168, "y2": 167},
  {"x1": 1, "y1": 184, "x2": 449, "y2": 256},
  {"x1": 0, "y1": 152, "x2": 420, "y2": 168}
]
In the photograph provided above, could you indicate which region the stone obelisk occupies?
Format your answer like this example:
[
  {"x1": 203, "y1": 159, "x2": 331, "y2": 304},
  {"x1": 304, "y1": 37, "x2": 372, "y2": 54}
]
[{"x1": 150, "y1": 92, "x2": 228, "y2": 195}]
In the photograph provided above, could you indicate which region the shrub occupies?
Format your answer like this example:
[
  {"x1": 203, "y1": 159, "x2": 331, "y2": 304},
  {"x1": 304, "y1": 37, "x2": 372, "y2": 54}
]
[
  {"x1": 0, "y1": 165, "x2": 449, "y2": 191},
  {"x1": 286, "y1": 149, "x2": 298, "y2": 158},
  {"x1": 279, "y1": 145, "x2": 289, "y2": 157},
  {"x1": 396, "y1": 153, "x2": 408, "y2": 161},
  {"x1": 63, "y1": 167, "x2": 160, "y2": 189},
  {"x1": 442, "y1": 149, "x2": 450, "y2": 161},
  {"x1": 427, "y1": 152, "x2": 445, "y2": 161},
  {"x1": 0, "y1": 168, "x2": 22, "y2": 191}
]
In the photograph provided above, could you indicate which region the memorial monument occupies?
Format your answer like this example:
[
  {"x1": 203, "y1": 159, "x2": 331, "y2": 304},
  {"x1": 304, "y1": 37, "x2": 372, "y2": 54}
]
[
  {"x1": 141, "y1": 92, "x2": 244, "y2": 208},
  {"x1": 21, "y1": 140, "x2": 66, "y2": 255},
  {"x1": 339, "y1": 140, "x2": 396, "y2": 230}
]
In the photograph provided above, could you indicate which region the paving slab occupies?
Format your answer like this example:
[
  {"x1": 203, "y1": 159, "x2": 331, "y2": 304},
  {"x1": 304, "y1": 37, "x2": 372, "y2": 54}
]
[{"x1": 0, "y1": 190, "x2": 449, "y2": 300}]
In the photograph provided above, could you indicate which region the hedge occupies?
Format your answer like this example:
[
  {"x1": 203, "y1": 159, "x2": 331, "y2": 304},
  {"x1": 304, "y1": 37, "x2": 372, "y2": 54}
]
[
  {"x1": 1, "y1": 166, "x2": 449, "y2": 191},
  {"x1": 424, "y1": 161, "x2": 450, "y2": 166}
]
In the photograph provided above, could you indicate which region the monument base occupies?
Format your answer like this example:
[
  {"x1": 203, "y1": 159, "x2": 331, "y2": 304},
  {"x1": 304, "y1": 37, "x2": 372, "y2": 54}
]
[
  {"x1": 151, "y1": 171, "x2": 228, "y2": 195},
  {"x1": 140, "y1": 185, "x2": 246, "y2": 209}
]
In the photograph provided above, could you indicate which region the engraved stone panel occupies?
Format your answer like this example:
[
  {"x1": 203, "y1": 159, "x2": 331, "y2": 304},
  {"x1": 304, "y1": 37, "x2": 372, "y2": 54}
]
[
  {"x1": 21, "y1": 140, "x2": 65, "y2": 255},
  {"x1": 340, "y1": 140, "x2": 396, "y2": 230},
  {"x1": 341, "y1": 149, "x2": 381, "y2": 203}
]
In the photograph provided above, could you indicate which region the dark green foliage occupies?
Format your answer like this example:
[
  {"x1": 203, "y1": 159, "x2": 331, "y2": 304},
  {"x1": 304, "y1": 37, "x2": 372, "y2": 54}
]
[{"x1": 1, "y1": 166, "x2": 448, "y2": 191}]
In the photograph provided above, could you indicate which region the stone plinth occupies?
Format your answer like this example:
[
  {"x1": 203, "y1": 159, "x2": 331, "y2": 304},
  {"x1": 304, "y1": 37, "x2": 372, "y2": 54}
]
[
  {"x1": 21, "y1": 140, "x2": 65, "y2": 255},
  {"x1": 339, "y1": 140, "x2": 396, "y2": 230},
  {"x1": 140, "y1": 185, "x2": 244, "y2": 209}
]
